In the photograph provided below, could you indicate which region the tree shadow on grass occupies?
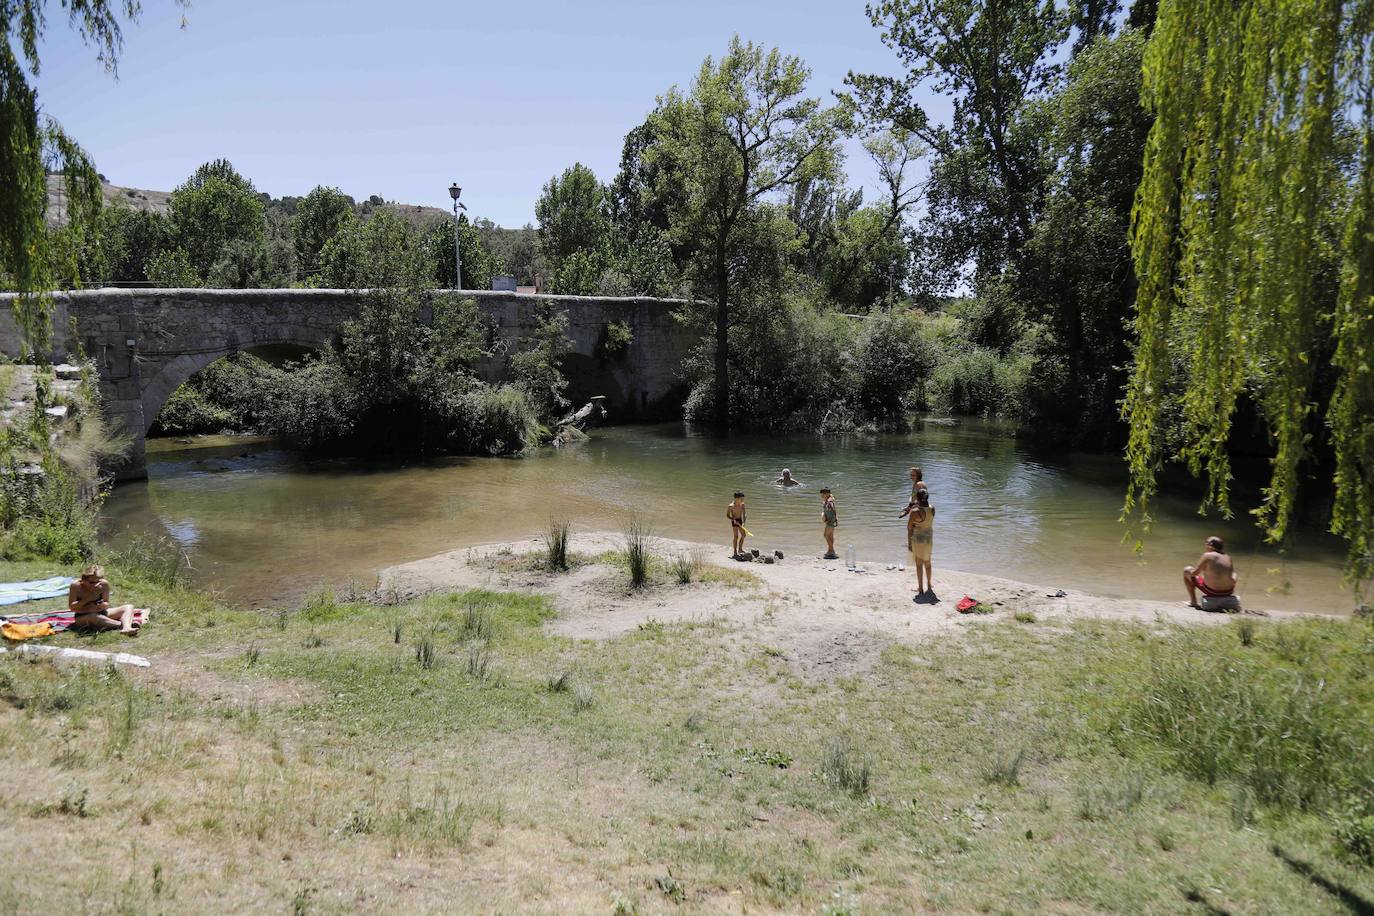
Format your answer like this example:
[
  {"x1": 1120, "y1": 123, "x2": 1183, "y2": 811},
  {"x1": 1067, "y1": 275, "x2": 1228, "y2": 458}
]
[
  {"x1": 1181, "y1": 885, "x2": 1231, "y2": 915},
  {"x1": 1271, "y1": 845, "x2": 1374, "y2": 915}
]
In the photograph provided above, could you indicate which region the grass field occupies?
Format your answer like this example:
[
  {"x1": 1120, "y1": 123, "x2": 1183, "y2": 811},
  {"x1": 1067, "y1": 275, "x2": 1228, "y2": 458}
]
[{"x1": 1, "y1": 559, "x2": 1372, "y2": 913}]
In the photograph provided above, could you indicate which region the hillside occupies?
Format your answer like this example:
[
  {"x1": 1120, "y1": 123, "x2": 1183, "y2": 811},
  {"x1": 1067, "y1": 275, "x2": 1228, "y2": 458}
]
[{"x1": 45, "y1": 175, "x2": 460, "y2": 229}]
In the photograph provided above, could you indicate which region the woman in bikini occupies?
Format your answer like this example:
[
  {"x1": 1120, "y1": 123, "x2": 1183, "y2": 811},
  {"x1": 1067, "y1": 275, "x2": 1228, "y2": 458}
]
[
  {"x1": 68, "y1": 565, "x2": 144, "y2": 636},
  {"x1": 906, "y1": 488, "x2": 935, "y2": 598}
]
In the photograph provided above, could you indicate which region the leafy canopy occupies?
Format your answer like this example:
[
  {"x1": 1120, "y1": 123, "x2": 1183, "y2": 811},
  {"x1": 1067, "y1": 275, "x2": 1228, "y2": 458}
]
[
  {"x1": 1124, "y1": 0, "x2": 1374, "y2": 584},
  {"x1": 648, "y1": 35, "x2": 848, "y2": 423}
]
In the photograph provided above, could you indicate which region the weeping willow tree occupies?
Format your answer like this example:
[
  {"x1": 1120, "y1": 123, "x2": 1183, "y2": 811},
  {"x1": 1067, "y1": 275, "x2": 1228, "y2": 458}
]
[
  {"x1": 1, "y1": 2, "x2": 183, "y2": 357},
  {"x1": 1124, "y1": 0, "x2": 1374, "y2": 586}
]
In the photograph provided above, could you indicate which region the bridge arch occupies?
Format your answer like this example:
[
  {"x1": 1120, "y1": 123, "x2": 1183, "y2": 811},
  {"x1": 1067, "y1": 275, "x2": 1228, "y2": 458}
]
[
  {"x1": 0, "y1": 287, "x2": 695, "y2": 480},
  {"x1": 139, "y1": 325, "x2": 336, "y2": 434}
]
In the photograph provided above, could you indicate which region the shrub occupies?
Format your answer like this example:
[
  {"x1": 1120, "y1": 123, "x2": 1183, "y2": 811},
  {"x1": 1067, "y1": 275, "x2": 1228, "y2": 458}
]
[
  {"x1": 1, "y1": 465, "x2": 97, "y2": 563},
  {"x1": 673, "y1": 551, "x2": 697, "y2": 584},
  {"x1": 543, "y1": 519, "x2": 570, "y2": 572},
  {"x1": 451, "y1": 385, "x2": 539, "y2": 455},
  {"x1": 984, "y1": 748, "x2": 1026, "y2": 787},
  {"x1": 623, "y1": 516, "x2": 652, "y2": 589},
  {"x1": 509, "y1": 301, "x2": 572, "y2": 421},
  {"x1": 817, "y1": 737, "x2": 872, "y2": 798},
  {"x1": 928, "y1": 346, "x2": 1030, "y2": 417},
  {"x1": 1335, "y1": 794, "x2": 1374, "y2": 864},
  {"x1": 150, "y1": 385, "x2": 235, "y2": 436},
  {"x1": 598, "y1": 320, "x2": 634, "y2": 359},
  {"x1": 459, "y1": 599, "x2": 491, "y2": 641},
  {"x1": 415, "y1": 635, "x2": 437, "y2": 670},
  {"x1": 848, "y1": 308, "x2": 940, "y2": 420}
]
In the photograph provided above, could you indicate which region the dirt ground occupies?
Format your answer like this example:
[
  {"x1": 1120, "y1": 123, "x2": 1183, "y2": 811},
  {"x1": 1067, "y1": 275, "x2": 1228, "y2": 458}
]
[{"x1": 378, "y1": 532, "x2": 1290, "y2": 681}]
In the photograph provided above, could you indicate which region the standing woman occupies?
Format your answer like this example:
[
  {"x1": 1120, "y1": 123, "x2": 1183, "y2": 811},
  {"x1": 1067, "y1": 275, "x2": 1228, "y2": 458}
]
[{"x1": 906, "y1": 488, "x2": 935, "y2": 598}]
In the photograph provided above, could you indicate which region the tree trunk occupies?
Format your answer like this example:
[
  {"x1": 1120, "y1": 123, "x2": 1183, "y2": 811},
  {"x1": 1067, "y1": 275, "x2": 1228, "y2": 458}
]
[{"x1": 713, "y1": 242, "x2": 730, "y2": 430}]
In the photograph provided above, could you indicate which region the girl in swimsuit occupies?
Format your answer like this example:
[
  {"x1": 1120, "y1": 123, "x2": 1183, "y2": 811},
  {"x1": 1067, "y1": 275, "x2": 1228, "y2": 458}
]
[{"x1": 906, "y1": 488, "x2": 935, "y2": 597}]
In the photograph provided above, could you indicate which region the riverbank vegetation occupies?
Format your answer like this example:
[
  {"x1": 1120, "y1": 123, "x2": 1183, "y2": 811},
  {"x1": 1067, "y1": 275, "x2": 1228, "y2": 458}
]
[
  {"x1": 2, "y1": 543, "x2": 1371, "y2": 910},
  {"x1": 9, "y1": 0, "x2": 1374, "y2": 573}
]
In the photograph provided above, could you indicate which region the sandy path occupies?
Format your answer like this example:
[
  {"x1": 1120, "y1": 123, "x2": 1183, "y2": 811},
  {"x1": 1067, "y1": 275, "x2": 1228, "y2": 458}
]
[{"x1": 377, "y1": 532, "x2": 1301, "y2": 680}]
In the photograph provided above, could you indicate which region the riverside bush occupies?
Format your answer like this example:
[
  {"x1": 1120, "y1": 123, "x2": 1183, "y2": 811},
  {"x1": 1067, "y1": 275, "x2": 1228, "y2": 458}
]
[{"x1": 928, "y1": 345, "x2": 1032, "y2": 417}]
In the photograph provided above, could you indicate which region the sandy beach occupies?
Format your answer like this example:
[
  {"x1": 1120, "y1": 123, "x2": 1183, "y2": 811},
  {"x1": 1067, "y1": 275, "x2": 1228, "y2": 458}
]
[{"x1": 378, "y1": 531, "x2": 1297, "y2": 679}]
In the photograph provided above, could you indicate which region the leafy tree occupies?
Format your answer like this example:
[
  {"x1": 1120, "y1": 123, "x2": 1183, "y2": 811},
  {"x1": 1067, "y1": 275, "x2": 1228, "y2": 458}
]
[
  {"x1": 510, "y1": 301, "x2": 572, "y2": 418},
  {"x1": 259, "y1": 208, "x2": 296, "y2": 287},
  {"x1": 534, "y1": 162, "x2": 609, "y2": 278},
  {"x1": 475, "y1": 219, "x2": 543, "y2": 285},
  {"x1": 145, "y1": 247, "x2": 199, "y2": 287},
  {"x1": 95, "y1": 206, "x2": 174, "y2": 282},
  {"x1": 291, "y1": 185, "x2": 355, "y2": 281},
  {"x1": 317, "y1": 208, "x2": 431, "y2": 289},
  {"x1": 167, "y1": 159, "x2": 265, "y2": 285},
  {"x1": 0, "y1": 1, "x2": 174, "y2": 354},
  {"x1": 549, "y1": 248, "x2": 606, "y2": 296},
  {"x1": 1014, "y1": 28, "x2": 1152, "y2": 444},
  {"x1": 848, "y1": 0, "x2": 1067, "y2": 288},
  {"x1": 801, "y1": 129, "x2": 926, "y2": 310},
  {"x1": 422, "y1": 214, "x2": 500, "y2": 291},
  {"x1": 649, "y1": 36, "x2": 848, "y2": 424},
  {"x1": 1125, "y1": 0, "x2": 1374, "y2": 583}
]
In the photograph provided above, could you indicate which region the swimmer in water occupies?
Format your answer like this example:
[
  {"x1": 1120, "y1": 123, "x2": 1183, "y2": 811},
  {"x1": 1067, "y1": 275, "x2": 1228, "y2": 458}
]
[{"x1": 776, "y1": 468, "x2": 801, "y2": 487}]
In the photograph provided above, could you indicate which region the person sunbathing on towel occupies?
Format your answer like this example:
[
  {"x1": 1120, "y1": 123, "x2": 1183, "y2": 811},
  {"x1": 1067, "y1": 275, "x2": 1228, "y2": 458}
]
[
  {"x1": 69, "y1": 565, "x2": 144, "y2": 636},
  {"x1": 1183, "y1": 537, "x2": 1238, "y2": 609}
]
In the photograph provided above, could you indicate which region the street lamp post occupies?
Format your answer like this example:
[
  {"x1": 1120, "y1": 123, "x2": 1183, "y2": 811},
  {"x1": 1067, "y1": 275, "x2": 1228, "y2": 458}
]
[{"x1": 448, "y1": 182, "x2": 466, "y2": 290}]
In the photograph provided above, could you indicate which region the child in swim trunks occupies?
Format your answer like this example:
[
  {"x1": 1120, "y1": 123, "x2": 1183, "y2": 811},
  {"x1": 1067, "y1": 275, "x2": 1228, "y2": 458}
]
[
  {"x1": 727, "y1": 491, "x2": 747, "y2": 559},
  {"x1": 820, "y1": 487, "x2": 838, "y2": 559}
]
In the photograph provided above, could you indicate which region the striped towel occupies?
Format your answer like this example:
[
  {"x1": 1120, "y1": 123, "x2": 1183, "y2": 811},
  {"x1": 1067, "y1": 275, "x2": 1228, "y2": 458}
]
[
  {"x1": 0, "y1": 610, "x2": 75, "y2": 632},
  {"x1": 0, "y1": 577, "x2": 72, "y2": 606}
]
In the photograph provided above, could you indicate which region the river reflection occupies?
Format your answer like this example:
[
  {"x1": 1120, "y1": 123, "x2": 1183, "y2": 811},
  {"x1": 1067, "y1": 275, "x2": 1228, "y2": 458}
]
[{"x1": 100, "y1": 422, "x2": 1354, "y2": 613}]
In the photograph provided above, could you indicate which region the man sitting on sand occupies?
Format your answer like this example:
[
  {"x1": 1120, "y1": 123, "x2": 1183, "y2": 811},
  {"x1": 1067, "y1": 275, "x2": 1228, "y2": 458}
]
[
  {"x1": 69, "y1": 565, "x2": 145, "y2": 636},
  {"x1": 1184, "y1": 537, "x2": 1239, "y2": 610},
  {"x1": 776, "y1": 468, "x2": 801, "y2": 487}
]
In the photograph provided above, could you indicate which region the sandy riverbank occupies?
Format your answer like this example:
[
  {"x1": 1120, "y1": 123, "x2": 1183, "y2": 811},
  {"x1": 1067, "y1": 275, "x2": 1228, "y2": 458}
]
[{"x1": 378, "y1": 531, "x2": 1301, "y2": 679}]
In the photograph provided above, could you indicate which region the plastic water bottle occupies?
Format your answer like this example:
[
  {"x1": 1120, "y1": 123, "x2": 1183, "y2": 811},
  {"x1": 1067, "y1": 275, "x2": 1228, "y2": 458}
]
[{"x1": 845, "y1": 544, "x2": 856, "y2": 570}]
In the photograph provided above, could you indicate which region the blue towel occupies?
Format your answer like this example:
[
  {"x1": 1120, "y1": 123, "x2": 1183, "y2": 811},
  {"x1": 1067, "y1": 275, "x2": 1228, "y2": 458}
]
[{"x1": 0, "y1": 576, "x2": 72, "y2": 607}]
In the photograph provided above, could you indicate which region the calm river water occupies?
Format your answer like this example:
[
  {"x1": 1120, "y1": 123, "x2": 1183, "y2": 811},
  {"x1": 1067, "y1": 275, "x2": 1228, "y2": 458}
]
[{"x1": 101, "y1": 421, "x2": 1353, "y2": 612}]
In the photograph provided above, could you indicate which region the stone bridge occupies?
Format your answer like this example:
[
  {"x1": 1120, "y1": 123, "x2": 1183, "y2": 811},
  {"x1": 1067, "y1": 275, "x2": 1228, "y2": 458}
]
[{"x1": 0, "y1": 288, "x2": 695, "y2": 480}]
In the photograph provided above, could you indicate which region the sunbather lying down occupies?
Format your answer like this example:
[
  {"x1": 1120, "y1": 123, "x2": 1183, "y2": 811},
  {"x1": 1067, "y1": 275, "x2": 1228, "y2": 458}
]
[{"x1": 68, "y1": 565, "x2": 149, "y2": 637}]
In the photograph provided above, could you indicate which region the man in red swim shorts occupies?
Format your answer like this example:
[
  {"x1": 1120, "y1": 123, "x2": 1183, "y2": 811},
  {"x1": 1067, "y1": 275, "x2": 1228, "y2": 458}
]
[{"x1": 1183, "y1": 536, "x2": 1238, "y2": 609}]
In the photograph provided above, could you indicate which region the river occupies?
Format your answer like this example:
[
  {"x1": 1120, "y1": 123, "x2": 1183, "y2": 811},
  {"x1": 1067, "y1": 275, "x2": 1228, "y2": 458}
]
[{"x1": 100, "y1": 421, "x2": 1355, "y2": 613}]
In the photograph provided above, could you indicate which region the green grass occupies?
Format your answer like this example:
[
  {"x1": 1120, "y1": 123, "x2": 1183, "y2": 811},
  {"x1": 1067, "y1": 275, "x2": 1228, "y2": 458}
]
[{"x1": 0, "y1": 567, "x2": 1370, "y2": 912}]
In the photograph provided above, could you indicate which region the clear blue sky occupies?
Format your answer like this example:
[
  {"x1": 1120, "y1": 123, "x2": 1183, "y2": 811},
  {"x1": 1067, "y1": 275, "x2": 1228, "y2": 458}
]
[{"x1": 31, "y1": 0, "x2": 930, "y2": 228}]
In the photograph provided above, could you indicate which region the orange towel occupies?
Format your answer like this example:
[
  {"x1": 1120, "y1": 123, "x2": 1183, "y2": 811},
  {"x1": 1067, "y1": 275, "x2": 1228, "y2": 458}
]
[{"x1": 2, "y1": 620, "x2": 54, "y2": 641}]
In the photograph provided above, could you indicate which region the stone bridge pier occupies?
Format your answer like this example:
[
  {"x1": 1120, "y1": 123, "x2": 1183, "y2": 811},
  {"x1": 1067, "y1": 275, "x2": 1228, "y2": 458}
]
[{"x1": 0, "y1": 288, "x2": 694, "y2": 480}]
